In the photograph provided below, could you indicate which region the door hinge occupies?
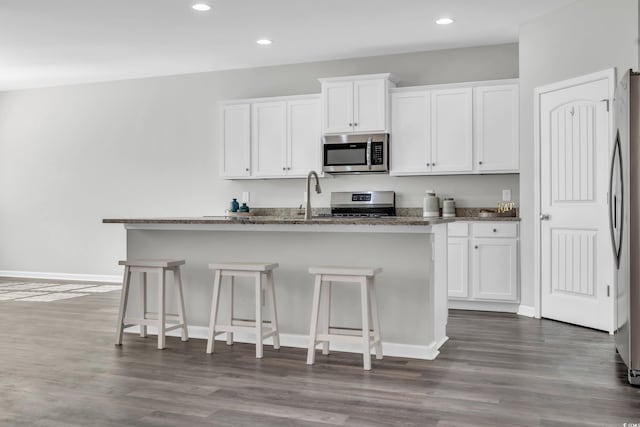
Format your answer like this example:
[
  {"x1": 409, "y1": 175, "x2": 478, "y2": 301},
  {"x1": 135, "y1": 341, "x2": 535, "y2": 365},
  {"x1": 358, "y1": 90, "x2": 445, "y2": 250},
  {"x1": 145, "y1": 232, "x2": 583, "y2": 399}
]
[
  {"x1": 607, "y1": 285, "x2": 611, "y2": 297},
  {"x1": 601, "y1": 98, "x2": 610, "y2": 112}
]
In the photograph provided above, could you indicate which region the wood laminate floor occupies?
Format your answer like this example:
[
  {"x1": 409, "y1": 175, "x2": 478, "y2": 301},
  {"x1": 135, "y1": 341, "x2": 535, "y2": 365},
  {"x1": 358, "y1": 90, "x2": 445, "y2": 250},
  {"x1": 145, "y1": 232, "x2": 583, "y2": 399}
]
[{"x1": 0, "y1": 279, "x2": 639, "y2": 427}]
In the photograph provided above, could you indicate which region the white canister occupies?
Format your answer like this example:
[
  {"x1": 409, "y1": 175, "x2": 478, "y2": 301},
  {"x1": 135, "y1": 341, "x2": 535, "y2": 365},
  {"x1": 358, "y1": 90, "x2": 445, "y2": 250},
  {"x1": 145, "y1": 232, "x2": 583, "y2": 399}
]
[
  {"x1": 423, "y1": 191, "x2": 440, "y2": 218},
  {"x1": 442, "y1": 198, "x2": 456, "y2": 217}
]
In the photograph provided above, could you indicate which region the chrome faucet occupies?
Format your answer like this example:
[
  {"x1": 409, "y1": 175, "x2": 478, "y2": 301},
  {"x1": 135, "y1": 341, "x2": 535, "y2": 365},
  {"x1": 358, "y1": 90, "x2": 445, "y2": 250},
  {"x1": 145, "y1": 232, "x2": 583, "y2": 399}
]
[{"x1": 305, "y1": 170, "x2": 322, "y2": 220}]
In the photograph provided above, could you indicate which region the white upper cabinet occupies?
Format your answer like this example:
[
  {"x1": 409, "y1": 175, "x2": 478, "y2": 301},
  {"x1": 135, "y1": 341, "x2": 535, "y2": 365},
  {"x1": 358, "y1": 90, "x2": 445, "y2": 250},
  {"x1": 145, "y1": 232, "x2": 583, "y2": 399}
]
[
  {"x1": 473, "y1": 84, "x2": 519, "y2": 172},
  {"x1": 220, "y1": 103, "x2": 251, "y2": 178},
  {"x1": 389, "y1": 79, "x2": 519, "y2": 176},
  {"x1": 320, "y1": 74, "x2": 395, "y2": 134},
  {"x1": 251, "y1": 101, "x2": 287, "y2": 177},
  {"x1": 220, "y1": 95, "x2": 321, "y2": 179},
  {"x1": 287, "y1": 97, "x2": 322, "y2": 177},
  {"x1": 322, "y1": 81, "x2": 354, "y2": 134},
  {"x1": 430, "y1": 87, "x2": 473, "y2": 173},
  {"x1": 390, "y1": 91, "x2": 431, "y2": 174}
]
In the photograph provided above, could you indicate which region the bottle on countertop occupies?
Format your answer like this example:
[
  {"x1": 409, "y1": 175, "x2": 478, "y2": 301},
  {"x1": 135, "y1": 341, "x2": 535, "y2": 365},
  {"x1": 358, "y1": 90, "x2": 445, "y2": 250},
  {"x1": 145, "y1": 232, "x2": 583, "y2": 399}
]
[
  {"x1": 442, "y1": 198, "x2": 456, "y2": 218},
  {"x1": 423, "y1": 191, "x2": 440, "y2": 218},
  {"x1": 230, "y1": 198, "x2": 240, "y2": 212}
]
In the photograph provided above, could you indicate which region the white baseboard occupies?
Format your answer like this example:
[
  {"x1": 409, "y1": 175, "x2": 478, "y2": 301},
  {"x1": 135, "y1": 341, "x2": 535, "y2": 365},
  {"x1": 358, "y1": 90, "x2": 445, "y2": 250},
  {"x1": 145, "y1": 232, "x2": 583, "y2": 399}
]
[
  {"x1": 517, "y1": 304, "x2": 536, "y2": 318},
  {"x1": 125, "y1": 325, "x2": 444, "y2": 360},
  {"x1": 0, "y1": 270, "x2": 121, "y2": 284},
  {"x1": 448, "y1": 299, "x2": 519, "y2": 313}
]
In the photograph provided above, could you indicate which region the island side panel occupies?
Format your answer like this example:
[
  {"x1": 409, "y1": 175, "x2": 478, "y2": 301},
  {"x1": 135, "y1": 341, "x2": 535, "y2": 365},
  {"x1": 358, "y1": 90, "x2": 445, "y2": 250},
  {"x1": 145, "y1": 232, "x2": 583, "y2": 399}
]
[
  {"x1": 125, "y1": 228, "x2": 438, "y2": 355},
  {"x1": 431, "y1": 223, "x2": 449, "y2": 349}
]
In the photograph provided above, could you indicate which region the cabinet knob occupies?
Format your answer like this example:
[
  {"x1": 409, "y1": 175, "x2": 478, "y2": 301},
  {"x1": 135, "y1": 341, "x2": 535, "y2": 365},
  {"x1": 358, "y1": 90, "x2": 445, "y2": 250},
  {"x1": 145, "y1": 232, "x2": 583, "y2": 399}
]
[
  {"x1": 479, "y1": 161, "x2": 483, "y2": 165},
  {"x1": 348, "y1": 123, "x2": 353, "y2": 127},
  {"x1": 432, "y1": 163, "x2": 436, "y2": 167},
  {"x1": 474, "y1": 245, "x2": 479, "y2": 249},
  {"x1": 353, "y1": 122, "x2": 358, "y2": 126},
  {"x1": 283, "y1": 167, "x2": 286, "y2": 171},
  {"x1": 493, "y1": 228, "x2": 497, "y2": 233},
  {"x1": 245, "y1": 168, "x2": 249, "y2": 172}
]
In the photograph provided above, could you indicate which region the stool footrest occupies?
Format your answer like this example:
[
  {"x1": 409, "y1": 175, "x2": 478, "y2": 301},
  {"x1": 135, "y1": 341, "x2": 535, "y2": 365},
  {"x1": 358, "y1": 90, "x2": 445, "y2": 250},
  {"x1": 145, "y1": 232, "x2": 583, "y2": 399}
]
[
  {"x1": 231, "y1": 318, "x2": 273, "y2": 327},
  {"x1": 143, "y1": 312, "x2": 181, "y2": 321},
  {"x1": 215, "y1": 325, "x2": 276, "y2": 339},
  {"x1": 124, "y1": 318, "x2": 185, "y2": 328}
]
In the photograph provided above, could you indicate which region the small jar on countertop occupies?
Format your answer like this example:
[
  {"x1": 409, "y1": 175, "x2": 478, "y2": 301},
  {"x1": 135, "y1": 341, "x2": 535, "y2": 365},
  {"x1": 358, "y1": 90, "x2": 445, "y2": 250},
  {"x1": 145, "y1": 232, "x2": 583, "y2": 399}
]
[
  {"x1": 442, "y1": 198, "x2": 456, "y2": 218},
  {"x1": 423, "y1": 191, "x2": 440, "y2": 218}
]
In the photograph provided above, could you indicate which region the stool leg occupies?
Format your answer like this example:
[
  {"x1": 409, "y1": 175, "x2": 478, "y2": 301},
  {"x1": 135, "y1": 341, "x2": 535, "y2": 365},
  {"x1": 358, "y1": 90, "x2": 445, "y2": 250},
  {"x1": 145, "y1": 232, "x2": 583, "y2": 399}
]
[
  {"x1": 266, "y1": 270, "x2": 280, "y2": 350},
  {"x1": 139, "y1": 272, "x2": 147, "y2": 338},
  {"x1": 255, "y1": 272, "x2": 263, "y2": 359},
  {"x1": 174, "y1": 267, "x2": 189, "y2": 342},
  {"x1": 115, "y1": 266, "x2": 132, "y2": 345},
  {"x1": 226, "y1": 276, "x2": 234, "y2": 345},
  {"x1": 368, "y1": 276, "x2": 383, "y2": 360},
  {"x1": 360, "y1": 277, "x2": 371, "y2": 371},
  {"x1": 206, "y1": 269, "x2": 222, "y2": 354},
  {"x1": 321, "y1": 281, "x2": 331, "y2": 355},
  {"x1": 157, "y1": 268, "x2": 166, "y2": 350},
  {"x1": 307, "y1": 274, "x2": 322, "y2": 365}
]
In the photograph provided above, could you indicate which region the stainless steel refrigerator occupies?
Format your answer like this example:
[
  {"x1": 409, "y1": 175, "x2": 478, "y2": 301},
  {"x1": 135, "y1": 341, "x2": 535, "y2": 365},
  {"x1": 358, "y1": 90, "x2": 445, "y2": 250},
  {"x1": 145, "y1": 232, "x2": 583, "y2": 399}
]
[{"x1": 611, "y1": 69, "x2": 640, "y2": 385}]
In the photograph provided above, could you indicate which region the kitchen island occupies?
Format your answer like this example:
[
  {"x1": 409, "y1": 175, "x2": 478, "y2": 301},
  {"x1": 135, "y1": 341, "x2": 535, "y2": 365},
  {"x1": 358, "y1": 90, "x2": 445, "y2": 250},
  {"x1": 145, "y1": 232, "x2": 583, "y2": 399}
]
[{"x1": 102, "y1": 216, "x2": 453, "y2": 360}]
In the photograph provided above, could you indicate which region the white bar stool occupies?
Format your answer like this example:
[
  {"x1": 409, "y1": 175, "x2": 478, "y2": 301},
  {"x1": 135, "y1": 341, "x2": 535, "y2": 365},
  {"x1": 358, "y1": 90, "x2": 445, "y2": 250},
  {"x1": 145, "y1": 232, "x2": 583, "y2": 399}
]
[
  {"x1": 307, "y1": 266, "x2": 383, "y2": 371},
  {"x1": 206, "y1": 262, "x2": 280, "y2": 358},
  {"x1": 115, "y1": 259, "x2": 189, "y2": 350}
]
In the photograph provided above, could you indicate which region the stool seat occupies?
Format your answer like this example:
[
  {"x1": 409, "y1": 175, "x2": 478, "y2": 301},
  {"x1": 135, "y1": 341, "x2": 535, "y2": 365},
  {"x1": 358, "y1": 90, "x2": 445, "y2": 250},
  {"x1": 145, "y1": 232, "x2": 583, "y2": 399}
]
[
  {"x1": 309, "y1": 266, "x2": 382, "y2": 276},
  {"x1": 115, "y1": 259, "x2": 189, "y2": 350},
  {"x1": 208, "y1": 262, "x2": 278, "y2": 272},
  {"x1": 307, "y1": 266, "x2": 383, "y2": 370}
]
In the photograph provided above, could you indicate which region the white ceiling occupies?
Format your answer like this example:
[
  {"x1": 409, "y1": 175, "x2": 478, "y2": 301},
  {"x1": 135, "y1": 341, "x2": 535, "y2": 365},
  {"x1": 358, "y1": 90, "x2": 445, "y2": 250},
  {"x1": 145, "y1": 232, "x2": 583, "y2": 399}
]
[{"x1": 0, "y1": 0, "x2": 575, "y2": 91}]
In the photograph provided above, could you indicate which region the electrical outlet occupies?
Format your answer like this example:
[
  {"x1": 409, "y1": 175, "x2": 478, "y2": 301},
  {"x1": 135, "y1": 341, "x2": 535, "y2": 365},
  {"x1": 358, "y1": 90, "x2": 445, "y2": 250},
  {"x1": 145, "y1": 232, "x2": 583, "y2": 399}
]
[
  {"x1": 242, "y1": 191, "x2": 250, "y2": 203},
  {"x1": 502, "y1": 189, "x2": 511, "y2": 202}
]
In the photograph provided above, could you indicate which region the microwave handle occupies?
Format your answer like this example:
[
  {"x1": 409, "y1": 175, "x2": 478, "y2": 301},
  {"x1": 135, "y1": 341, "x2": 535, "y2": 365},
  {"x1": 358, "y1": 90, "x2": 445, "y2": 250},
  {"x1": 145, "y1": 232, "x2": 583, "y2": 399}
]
[{"x1": 366, "y1": 138, "x2": 372, "y2": 170}]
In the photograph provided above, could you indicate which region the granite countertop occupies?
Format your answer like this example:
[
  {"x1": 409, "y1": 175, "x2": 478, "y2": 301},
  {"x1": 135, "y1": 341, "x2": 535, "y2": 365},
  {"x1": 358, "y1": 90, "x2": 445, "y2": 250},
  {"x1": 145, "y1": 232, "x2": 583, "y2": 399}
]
[
  {"x1": 102, "y1": 216, "x2": 456, "y2": 226},
  {"x1": 103, "y1": 207, "x2": 520, "y2": 226}
]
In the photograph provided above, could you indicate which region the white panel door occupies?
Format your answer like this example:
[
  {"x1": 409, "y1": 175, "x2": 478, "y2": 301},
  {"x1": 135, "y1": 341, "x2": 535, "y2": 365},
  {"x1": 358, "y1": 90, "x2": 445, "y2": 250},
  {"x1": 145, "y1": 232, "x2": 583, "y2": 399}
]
[
  {"x1": 474, "y1": 85, "x2": 519, "y2": 172},
  {"x1": 354, "y1": 78, "x2": 387, "y2": 133},
  {"x1": 448, "y1": 237, "x2": 469, "y2": 298},
  {"x1": 251, "y1": 101, "x2": 287, "y2": 177},
  {"x1": 472, "y1": 238, "x2": 518, "y2": 301},
  {"x1": 323, "y1": 81, "x2": 353, "y2": 134},
  {"x1": 390, "y1": 91, "x2": 430, "y2": 175},
  {"x1": 287, "y1": 97, "x2": 321, "y2": 177},
  {"x1": 220, "y1": 103, "x2": 251, "y2": 178},
  {"x1": 431, "y1": 88, "x2": 473, "y2": 172},
  {"x1": 539, "y1": 76, "x2": 612, "y2": 331}
]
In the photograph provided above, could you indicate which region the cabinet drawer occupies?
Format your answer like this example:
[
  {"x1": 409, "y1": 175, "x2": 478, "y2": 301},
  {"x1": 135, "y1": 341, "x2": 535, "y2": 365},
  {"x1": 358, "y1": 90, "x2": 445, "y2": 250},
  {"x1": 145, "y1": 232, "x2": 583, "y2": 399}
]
[
  {"x1": 473, "y1": 222, "x2": 517, "y2": 238},
  {"x1": 448, "y1": 222, "x2": 469, "y2": 237}
]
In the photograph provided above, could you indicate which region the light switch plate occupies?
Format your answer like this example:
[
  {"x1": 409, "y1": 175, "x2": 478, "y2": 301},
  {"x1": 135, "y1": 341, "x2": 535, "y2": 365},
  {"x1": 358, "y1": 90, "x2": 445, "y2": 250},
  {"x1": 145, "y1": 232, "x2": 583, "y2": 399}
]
[
  {"x1": 242, "y1": 192, "x2": 250, "y2": 203},
  {"x1": 502, "y1": 189, "x2": 511, "y2": 202}
]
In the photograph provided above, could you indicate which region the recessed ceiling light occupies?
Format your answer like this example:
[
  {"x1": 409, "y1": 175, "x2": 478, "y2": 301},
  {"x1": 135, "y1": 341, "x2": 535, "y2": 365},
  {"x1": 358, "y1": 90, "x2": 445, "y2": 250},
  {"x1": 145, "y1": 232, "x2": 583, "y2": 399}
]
[
  {"x1": 436, "y1": 17, "x2": 454, "y2": 25},
  {"x1": 192, "y1": 3, "x2": 211, "y2": 12},
  {"x1": 256, "y1": 39, "x2": 273, "y2": 46}
]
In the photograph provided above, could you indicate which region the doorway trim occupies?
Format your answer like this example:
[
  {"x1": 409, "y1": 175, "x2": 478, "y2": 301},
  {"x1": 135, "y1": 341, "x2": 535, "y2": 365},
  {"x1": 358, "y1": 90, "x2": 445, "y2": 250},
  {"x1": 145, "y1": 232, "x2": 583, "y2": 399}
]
[{"x1": 533, "y1": 68, "x2": 616, "y2": 330}]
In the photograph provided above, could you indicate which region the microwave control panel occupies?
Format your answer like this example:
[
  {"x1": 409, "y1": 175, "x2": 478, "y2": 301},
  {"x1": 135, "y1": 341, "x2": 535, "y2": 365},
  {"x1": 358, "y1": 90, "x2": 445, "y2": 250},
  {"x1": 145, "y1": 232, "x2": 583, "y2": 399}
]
[{"x1": 372, "y1": 141, "x2": 384, "y2": 165}]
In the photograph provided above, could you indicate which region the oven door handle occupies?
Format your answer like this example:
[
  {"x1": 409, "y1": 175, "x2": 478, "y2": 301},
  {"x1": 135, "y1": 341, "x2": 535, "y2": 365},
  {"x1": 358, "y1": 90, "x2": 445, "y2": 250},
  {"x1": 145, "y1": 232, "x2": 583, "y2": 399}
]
[{"x1": 366, "y1": 138, "x2": 372, "y2": 170}]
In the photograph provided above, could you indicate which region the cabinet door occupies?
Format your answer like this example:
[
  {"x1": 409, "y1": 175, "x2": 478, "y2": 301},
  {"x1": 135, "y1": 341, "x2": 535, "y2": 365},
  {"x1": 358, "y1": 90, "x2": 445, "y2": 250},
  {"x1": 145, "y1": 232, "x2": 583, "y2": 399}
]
[
  {"x1": 251, "y1": 101, "x2": 287, "y2": 177},
  {"x1": 354, "y1": 78, "x2": 387, "y2": 133},
  {"x1": 448, "y1": 237, "x2": 469, "y2": 298},
  {"x1": 471, "y1": 238, "x2": 518, "y2": 301},
  {"x1": 390, "y1": 91, "x2": 431, "y2": 175},
  {"x1": 287, "y1": 97, "x2": 322, "y2": 177},
  {"x1": 323, "y1": 81, "x2": 353, "y2": 134},
  {"x1": 431, "y1": 88, "x2": 473, "y2": 173},
  {"x1": 220, "y1": 103, "x2": 251, "y2": 178},
  {"x1": 474, "y1": 85, "x2": 519, "y2": 172}
]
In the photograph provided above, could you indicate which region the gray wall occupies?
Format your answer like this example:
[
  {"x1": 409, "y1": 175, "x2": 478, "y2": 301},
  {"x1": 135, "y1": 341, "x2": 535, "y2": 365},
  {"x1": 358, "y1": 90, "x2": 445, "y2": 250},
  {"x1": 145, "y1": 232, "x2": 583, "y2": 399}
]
[
  {"x1": 0, "y1": 43, "x2": 519, "y2": 277},
  {"x1": 518, "y1": 0, "x2": 639, "y2": 307}
]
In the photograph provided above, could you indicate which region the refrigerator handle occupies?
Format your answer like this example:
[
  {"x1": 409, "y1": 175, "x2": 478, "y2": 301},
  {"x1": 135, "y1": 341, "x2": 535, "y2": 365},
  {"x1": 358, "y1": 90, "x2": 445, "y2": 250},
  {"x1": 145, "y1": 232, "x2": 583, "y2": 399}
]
[{"x1": 609, "y1": 130, "x2": 623, "y2": 269}]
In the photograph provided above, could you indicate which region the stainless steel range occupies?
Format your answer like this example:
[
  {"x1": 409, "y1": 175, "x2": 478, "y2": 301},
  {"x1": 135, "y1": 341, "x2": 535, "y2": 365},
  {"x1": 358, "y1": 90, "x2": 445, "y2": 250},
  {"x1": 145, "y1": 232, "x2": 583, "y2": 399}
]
[{"x1": 330, "y1": 191, "x2": 396, "y2": 217}]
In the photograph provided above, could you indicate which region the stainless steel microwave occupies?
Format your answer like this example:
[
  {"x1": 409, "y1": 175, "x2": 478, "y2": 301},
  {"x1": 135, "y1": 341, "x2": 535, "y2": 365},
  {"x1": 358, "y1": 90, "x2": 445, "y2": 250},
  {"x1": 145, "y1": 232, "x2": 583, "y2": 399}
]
[{"x1": 322, "y1": 133, "x2": 389, "y2": 173}]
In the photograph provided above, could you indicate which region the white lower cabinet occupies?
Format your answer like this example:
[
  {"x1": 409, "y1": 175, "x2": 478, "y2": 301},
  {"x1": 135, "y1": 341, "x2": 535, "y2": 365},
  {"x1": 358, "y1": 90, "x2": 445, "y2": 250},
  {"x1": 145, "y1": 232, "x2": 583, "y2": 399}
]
[{"x1": 448, "y1": 221, "x2": 520, "y2": 311}]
